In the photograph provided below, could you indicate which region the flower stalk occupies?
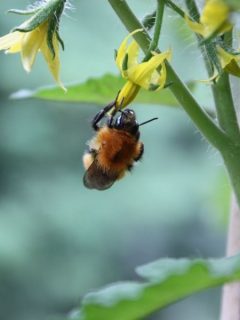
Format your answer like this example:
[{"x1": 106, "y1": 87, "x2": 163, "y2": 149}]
[{"x1": 143, "y1": 0, "x2": 165, "y2": 62}]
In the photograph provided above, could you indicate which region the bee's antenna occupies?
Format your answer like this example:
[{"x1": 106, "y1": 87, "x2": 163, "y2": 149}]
[{"x1": 139, "y1": 117, "x2": 158, "y2": 126}]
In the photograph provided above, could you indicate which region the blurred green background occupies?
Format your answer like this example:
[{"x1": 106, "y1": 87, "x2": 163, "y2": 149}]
[{"x1": 0, "y1": 1, "x2": 230, "y2": 320}]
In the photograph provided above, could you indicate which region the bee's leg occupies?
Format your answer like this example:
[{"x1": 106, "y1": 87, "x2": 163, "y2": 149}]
[
  {"x1": 134, "y1": 143, "x2": 144, "y2": 162},
  {"x1": 107, "y1": 96, "x2": 125, "y2": 128},
  {"x1": 106, "y1": 107, "x2": 118, "y2": 128},
  {"x1": 92, "y1": 101, "x2": 116, "y2": 131}
]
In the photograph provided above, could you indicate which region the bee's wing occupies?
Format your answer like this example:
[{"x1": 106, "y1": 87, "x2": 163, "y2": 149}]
[{"x1": 83, "y1": 160, "x2": 118, "y2": 190}]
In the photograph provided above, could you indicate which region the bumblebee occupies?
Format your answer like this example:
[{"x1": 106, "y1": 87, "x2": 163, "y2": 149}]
[{"x1": 83, "y1": 102, "x2": 157, "y2": 190}]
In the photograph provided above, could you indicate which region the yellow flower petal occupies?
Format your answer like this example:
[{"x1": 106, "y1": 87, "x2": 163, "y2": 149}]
[
  {"x1": 185, "y1": 0, "x2": 232, "y2": 38},
  {"x1": 116, "y1": 81, "x2": 140, "y2": 108},
  {"x1": 115, "y1": 29, "x2": 143, "y2": 72},
  {"x1": 21, "y1": 23, "x2": 47, "y2": 72},
  {"x1": 126, "y1": 40, "x2": 139, "y2": 69},
  {"x1": 115, "y1": 31, "x2": 171, "y2": 107},
  {"x1": 126, "y1": 51, "x2": 171, "y2": 89},
  {"x1": 0, "y1": 5, "x2": 65, "y2": 89},
  {"x1": 224, "y1": 60, "x2": 240, "y2": 77},
  {"x1": 0, "y1": 31, "x2": 23, "y2": 51},
  {"x1": 217, "y1": 46, "x2": 236, "y2": 68},
  {"x1": 217, "y1": 46, "x2": 240, "y2": 77},
  {"x1": 155, "y1": 63, "x2": 167, "y2": 90},
  {"x1": 185, "y1": 14, "x2": 206, "y2": 37},
  {"x1": 40, "y1": 32, "x2": 66, "y2": 91},
  {"x1": 201, "y1": 0, "x2": 231, "y2": 36},
  {"x1": 7, "y1": 42, "x2": 22, "y2": 54}
]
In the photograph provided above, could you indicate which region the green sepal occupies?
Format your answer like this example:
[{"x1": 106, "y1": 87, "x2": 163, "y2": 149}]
[
  {"x1": 13, "y1": 0, "x2": 65, "y2": 33},
  {"x1": 56, "y1": 31, "x2": 65, "y2": 50},
  {"x1": 122, "y1": 53, "x2": 129, "y2": 71},
  {"x1": 142, "y1": 11, "x2": 156, "y2": 31},
  {"x1": 46, "y1": 0, "x2": 65, "y2": 57},
  {"x1": 148, "y1": 83, "x2": 160, "y2": 91},
  {"x1": 224, "y1": 60, "x2": 240, "y2": 77},
  {"x1": 8, "y1": 8, "x2": 40, "y2": 15},
  {"x1": 219, "y1": 42, "x2": 240, "y2": 56},
  {"x1": 54, "y1": 1, "x2": 65, "y2": 50},
  {"x1": 13, "y1": 13, "x2": 47, "y2": 33},
  {"x1": 47, "y1": 17, "x2": 57, "y2": 58}
]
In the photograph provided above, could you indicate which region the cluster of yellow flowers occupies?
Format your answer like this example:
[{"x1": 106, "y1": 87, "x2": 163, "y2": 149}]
[
  {"x1": 185, "y1": 0, "x2": 240, "y2": 78},
  {"x1": 0, "y1": 0, "x2": 239, "y2": 106},
  {"x1": 115, "y1": 29, "x2": 171, "y2": 108}
]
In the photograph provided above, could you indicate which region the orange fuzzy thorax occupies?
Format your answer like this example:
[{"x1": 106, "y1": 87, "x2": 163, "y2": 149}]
[{"x1": 93, "y1": 126, "x2": 141, "y2": 173}]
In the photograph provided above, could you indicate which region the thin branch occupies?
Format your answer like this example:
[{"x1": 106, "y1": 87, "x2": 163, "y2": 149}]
[
  {"x1": 165, "y1": 0, "x2": 185, "y2": 18},
  {"x1": 143, "y1": 0, "x2": 165, "y2": 61}
]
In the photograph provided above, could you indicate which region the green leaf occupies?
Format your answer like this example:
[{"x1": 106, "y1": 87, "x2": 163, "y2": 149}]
[
  {"x1": 74, "y1": 255, "x2": 240, "y2": 320},
  {"x1": 12, "y1": 74, "x2": 186, "y2": 107}
]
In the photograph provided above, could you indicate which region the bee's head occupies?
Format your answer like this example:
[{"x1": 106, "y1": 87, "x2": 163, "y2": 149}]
[{"x1": 113, "y1": 109, "x2": 139, "y2": 134}]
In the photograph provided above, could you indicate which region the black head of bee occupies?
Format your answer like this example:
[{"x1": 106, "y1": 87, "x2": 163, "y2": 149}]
[{"x1": 113, "y1": 109, "x2": 139, "y2": 135}]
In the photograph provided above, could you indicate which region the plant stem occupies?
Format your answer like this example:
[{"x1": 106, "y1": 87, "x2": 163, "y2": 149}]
[
  {"x1": 212, "y1": 29, "x2": 240, "y2": 140},
  {"x1": 185, "y1": 0, "x2": 200, "y2": 21},
  {"x1": 165, "y1": 0, "x2": 185, "y2": 18},
  {"x1": 143, "y1": 0, "x2": 164, "y2": 61},
  {"x1": 212, "y1": 73, "x2": 240, "y2": 140},
  {"x1": 222, "y1": 144, "x2": 240, "y2": 206},
  {"x1": 108, "y1": 0, "x2": 229, "y2": 151}
]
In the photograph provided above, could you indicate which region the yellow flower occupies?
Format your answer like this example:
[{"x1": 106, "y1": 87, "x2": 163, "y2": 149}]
[
  {"x1": 185, "y1": 0, "x2": 232, "y2": 38},
  {"x1": 199, "y1": 47, "x2": 240, "y2": 83},
  {"x1": 115, "y1": 29, "x2": 171, "y2": 108},
  {"x1": 217, "y1": 46, "x2": 240, "y2": 77},
  {"x1": 0, "y1": 21, "x2": 65, "y2": 90},
  {"x1": 0, "y1": 0, "x2": 66, "y2": 90}
]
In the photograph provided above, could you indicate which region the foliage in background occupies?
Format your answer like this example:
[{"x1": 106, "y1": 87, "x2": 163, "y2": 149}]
[{"x1": 76, "y1": 256, "x2": 240, "y2": 320}]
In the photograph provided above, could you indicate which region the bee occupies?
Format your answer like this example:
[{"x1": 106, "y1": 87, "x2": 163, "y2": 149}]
[{"x1": 82, "y1": 102, "x2": 157, "y2": 190}]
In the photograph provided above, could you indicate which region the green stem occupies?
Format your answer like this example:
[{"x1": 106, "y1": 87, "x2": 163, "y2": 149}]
[
  {"x1": 185, "y1": 0, "x2": 200, "y2": 21},
  {"x1": 222, "y1": 145, "x2": 240, "y2": 207},
  {"x1": 212, "y1": 30, "x2": 240, "y2": 140},
  {"x1": 212, "y1": 73, "x2": 240, "y2": 140},
  {"x1": 143, "y1": 0, "x2": 165, "y2": 61},
  {"x1": 107, "y1": 0, "x2": 229, "y2": 151},
  {"x1": 165, "y1": 0, "x2": 185, "y2": 18}
]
